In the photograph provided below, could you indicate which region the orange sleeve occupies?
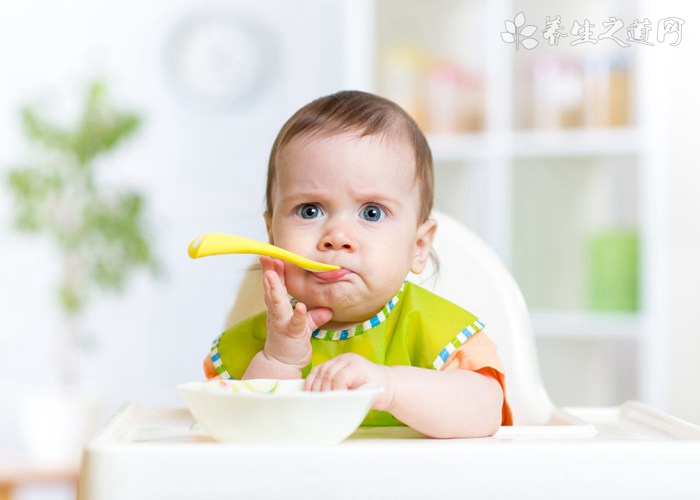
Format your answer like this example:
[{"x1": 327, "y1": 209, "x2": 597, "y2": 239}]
[
  {"x1": 203, "y1": 354, "x2": 220, "y2": 380},
  {"x1": 440, "y1": 331, "x2": 513, "y2": 426}
]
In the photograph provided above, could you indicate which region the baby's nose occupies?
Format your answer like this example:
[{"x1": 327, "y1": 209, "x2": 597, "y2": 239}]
[
  {"x1": 320, "y1": 223, "x2": 354, "y2": 251},
  {"x1": 323, "y1": 239, "x2": 353, "y2": 250}
]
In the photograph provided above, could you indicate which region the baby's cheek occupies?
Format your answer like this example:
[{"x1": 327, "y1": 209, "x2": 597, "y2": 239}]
[
  {"x1": 283, "y1": 267, "x2": 304, "y2": 290},
  {"x1": 284, "y1": 270, "x2": 313, "y2": 303}
]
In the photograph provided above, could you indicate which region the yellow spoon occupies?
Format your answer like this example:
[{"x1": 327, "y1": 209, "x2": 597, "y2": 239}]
[{"x1": 188, "y1": 233, "x2": 341, "y2": 272}]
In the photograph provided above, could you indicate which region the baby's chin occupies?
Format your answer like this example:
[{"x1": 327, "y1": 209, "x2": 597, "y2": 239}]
[
  {"x1": 294, "y1": 276, "x2": 404, "y2": 310},
  {"x1": 296, "y1": 288, "x2": 359, "y2": 312},
  {"x1": 321, "y1": 308, "x2": 380, "y2": 330},
  {"x1": 293, "y1": 287, "x2": 381, "y2": 320},
  {"x1": 315, "y1": 301, "x2": 393, "y2": 331}
]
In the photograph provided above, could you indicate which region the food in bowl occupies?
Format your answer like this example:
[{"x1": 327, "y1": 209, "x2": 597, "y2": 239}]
[{"x1": 178, "y1": 379, "x2": 382, "y2": 444}]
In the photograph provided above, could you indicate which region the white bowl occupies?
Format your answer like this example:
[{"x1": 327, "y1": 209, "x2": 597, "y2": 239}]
[{"x1": 177, "y1": 379, "x2": 383, "y2": 444}]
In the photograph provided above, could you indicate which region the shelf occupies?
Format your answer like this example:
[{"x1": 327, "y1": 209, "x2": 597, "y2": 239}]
[
  {"x1": 427, "y1": 127, "x2": 640, "y2": 163},
  {"x1": 364, "y1": 0, "x2": 660, "y2": 406},
  {"x1": 427, "y1": 133, "x2": 488, "y2": 162},
  {"x1": 512, "y1": 128, "x2": 641, "y2": 158},
  {"x1": 531, "y1": 310, "x2": 642, "y2": 340}
]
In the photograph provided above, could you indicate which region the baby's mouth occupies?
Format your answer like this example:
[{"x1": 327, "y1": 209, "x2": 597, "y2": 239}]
[{"x1": 313, "y1": 268, "x2": 352, "y2": 282}]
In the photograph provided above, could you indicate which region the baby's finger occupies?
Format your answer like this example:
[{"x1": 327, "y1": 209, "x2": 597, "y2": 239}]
[
  {"x1": 306, "y1": 307, "x2": 333, "y2": 332},
  {"x1": 303, "y1": 370, "x2": 313, "y2": 391},
  {"x1": 289, "y1": 301, "x2": 309, "y2": 336},
  {"x1": 304, "y1": 364, "x2": 326, "y2": 391},
  {"x1": 321, "y1": 361, "x2": 352, "y2": 391},
  {"x1": 261, "y1": 256, "x2": 285, "y2": 292},
  {"x1": 308, "y1": 365, "x2": 326, "y2": 392},
  {"x1": 262, "y1": 269, "x2": 273, "y2": 310},
  {"x1": 333, "y1": 367, "x2": 368, "y2": 391},
  {"x1": 272, "y1": 258, "x2": 286, "y2": 286},
  {"x1": 264, "y1": 270, "x2": 291, "y2": 321},
  {"x1": 307, "y1": 360, "x2": 345, "y2": 392},
  {"x1": 260, "y1": 256, "x2": 274, "y2": 274}
]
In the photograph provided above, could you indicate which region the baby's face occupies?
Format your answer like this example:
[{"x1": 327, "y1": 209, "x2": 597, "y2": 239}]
[{"x1": 266, "y1": 132, "x2": 435, "y2": 329}]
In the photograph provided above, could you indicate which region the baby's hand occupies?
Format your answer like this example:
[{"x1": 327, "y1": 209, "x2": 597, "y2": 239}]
[
  {"x1": 303, "y1": 353, "x2": 396, "y2": 411},
  {"x1": 261, "y1": 256, "x2": 332, "y2": 369}
]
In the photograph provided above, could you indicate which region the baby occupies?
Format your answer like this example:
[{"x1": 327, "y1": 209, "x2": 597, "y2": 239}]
[{"x1": 204, "y1": 91, "x2": 512, "y2": 438}]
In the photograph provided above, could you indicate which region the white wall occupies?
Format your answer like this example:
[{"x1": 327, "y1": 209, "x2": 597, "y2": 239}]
[
  {"x1": 0, "y1": 0, "x2": 347, "y2": 417},
  {"x1": 2, "y1": 2, "x2": 697, "y2": 500},
  {"x1": 646, "y1": 0, "x2": 700, "y2": 424},
  {"x1": 0, "y1": 0, "x2": 698, "y2": 441}
]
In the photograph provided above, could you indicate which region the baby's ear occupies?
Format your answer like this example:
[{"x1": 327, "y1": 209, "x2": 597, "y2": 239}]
[
  {"x1": 264, "y1": 211, "x2": 274, "y2": 244},
  {"x1": 411, "y1": 218, "x2": 437, "y2": 274}
]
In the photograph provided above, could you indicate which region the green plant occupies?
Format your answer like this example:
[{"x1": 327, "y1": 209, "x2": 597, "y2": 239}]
[{"x1": 5, "y1": 81, "x2": 158, "y2": 380}]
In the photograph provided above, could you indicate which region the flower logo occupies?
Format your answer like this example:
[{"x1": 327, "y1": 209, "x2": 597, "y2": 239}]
[{"x1": 501, "y1": 12, "x2": 539, "y2": 50}]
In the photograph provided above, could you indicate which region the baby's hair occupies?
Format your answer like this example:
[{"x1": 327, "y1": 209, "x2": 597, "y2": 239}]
[{"x1": 265, "y1": 90, "x2": 434, "y2": 224}]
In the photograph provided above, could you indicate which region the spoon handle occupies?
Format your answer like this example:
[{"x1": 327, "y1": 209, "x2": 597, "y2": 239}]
[{"x1": 188, "y1": 233, "x2": 340, "y2": 272}]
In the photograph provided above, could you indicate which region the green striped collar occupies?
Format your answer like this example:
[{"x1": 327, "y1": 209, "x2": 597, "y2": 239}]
[{"x1": 311, "y1": 282, "x2": 406, "y2": 341}]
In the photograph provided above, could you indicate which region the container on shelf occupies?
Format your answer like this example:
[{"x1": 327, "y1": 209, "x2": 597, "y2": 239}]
[
  {"x1": 531, "y1": 55, "x2": 583, "y2": 129},
  {"x1": 586, "y1": 229, "x2": 639, "y2": 311},
  {"x1": 425, "y1": 62, "x2": 483, "y2": 133},
  {"x1": 380, "y1": 45, "x2": 430, "y2": 130},
  {"x1": 380, "y1": 45, "x2": 483, "y2": 134},
  {"x1": 582, "y1": 55, "x2": 631, "y2": 128},
  {"x1": 528, "y1": 54, "x2": 631, "y2": 130}
]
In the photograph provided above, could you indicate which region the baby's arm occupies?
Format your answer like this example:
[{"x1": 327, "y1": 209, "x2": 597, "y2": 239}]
[
  {"x1": 243, "y1": 257, "x2": 332, "y2": 379},
  {"x1": 304, "y1": 352, "x2": 503, "y2": 438},
  {"x1": 380, "y1": 365, "x2": 503, "y2": 438}
]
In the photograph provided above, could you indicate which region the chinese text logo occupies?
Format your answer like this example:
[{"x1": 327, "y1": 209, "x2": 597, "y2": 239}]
[{"x1": 501, "y1": 12, "x2": 684, "y2": 49}]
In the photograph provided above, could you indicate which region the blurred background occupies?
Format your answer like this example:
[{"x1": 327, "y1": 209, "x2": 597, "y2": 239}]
[{"x1": 0, "y1": 0, "x2": 698, "y2": 498}]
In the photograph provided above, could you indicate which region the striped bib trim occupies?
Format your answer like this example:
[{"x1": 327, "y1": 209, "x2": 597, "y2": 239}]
[
  {"x1": 311, "y1": 282, "x2": 406, "y2": 341},
  {"x1": 209, "y1": 282, "x2": 408, "y2": 378},
  {"x1": 209, "y1": 336, "x2": 233, "y2": 380},
  {"x1": 432, "y1": 319, "x2": 486, "y2": 370}
]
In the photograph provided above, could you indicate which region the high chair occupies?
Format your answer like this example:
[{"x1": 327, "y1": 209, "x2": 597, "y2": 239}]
[
  {"x1": 224, "y1": 209, "x2": 555, "y2": 426},
  {"x1": 79, "y1": 211, "x2": 700, "y2": 500}
]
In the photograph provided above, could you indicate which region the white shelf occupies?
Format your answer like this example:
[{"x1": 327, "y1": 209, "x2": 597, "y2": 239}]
[
  {"x1": 512, "y1": 128, "x2": 641, "y2": 158},
  {"x1": 531, "y1": 310, "x2": 642, "y2": 340},
  {"x1": 428, "y1": 127, "x2": 641, "y2": 163},
  {"x1": 355, "y1": 0, "x2": 660, "y2": 406},
  {"x1": 427, "y1": 133, "x2": 488, "y2": 162}
]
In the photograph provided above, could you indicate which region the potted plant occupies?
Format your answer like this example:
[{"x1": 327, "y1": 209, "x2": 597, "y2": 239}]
[{"x1": 5, "y1": 80, "x2": 158, "y2": 463}]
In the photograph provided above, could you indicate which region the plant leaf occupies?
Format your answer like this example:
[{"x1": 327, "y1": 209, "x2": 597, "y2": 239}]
[
  {"x1": 514, "y1": 12, "x2": 525, "y2": 28},
  {"x1": 8, "y1": 79, "x2": 158, "y2": 318},
  {"x1": 501, "y1": 32, "x2": 515, "y2": 43},
  {"x1": 522, "y1": 38, "x2": 539, "y2": 49},
  {"x1": 20, "y1": 108, "x2": 73, "y2": 152},
  {"x1": 521, "y1": 25, "x2": 537, "y2": 37},
  {"x1": 59, "y1": 285, "x2": 83, "y2": 314},
  {"x1": 505, "y1": 20, "x2": 516, "y2": 34}
]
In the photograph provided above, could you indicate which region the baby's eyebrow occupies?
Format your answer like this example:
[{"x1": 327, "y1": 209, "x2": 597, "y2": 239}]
[
  {"x1": 351, "y1": 190, "x2": 403, "y2": 206},
  {"x1": 357, "y1": 192, "x2": 397, "y2": 202},
  {"x1": 280, "y1": 192, "x2": 328, "y2": 203},
  {"x1": 279, "y1": 191, "x2": 403, "y2": 208}
]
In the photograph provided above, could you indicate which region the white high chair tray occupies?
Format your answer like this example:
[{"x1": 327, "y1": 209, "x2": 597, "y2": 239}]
[{"x1": 79, "y1": 402, "x2": 700, "y2": 500}]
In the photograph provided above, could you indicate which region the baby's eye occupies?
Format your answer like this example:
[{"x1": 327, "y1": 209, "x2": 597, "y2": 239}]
[
  {"x1": 360, "y1": 204, "x2": 386, "y2": 222},
  {"x1": 296, "y1": 203, "x2": 323, "y2": 219}
]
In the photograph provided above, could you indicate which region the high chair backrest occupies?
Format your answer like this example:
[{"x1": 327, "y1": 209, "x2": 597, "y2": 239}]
[{"x1": 225, "y1": 211, "x2": 555, "y2": 425}]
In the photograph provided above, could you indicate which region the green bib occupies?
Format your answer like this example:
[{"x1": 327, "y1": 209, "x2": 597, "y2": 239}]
[{"x1": 209, "y1": 282, "x2": 484, "y2": 426}]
